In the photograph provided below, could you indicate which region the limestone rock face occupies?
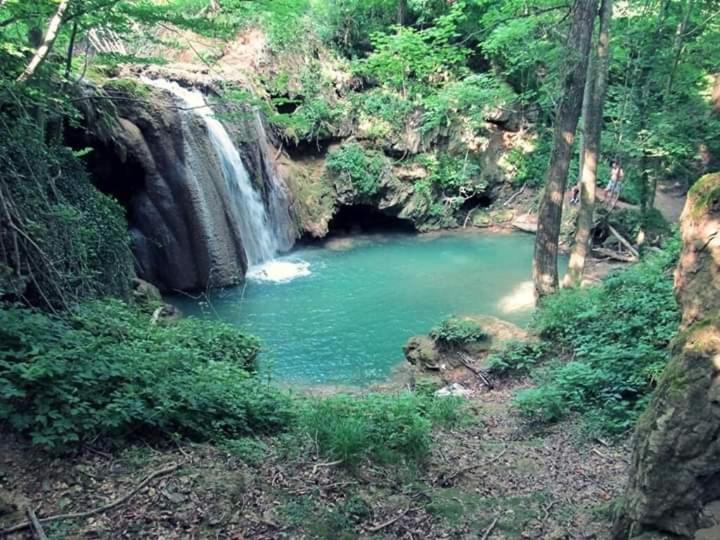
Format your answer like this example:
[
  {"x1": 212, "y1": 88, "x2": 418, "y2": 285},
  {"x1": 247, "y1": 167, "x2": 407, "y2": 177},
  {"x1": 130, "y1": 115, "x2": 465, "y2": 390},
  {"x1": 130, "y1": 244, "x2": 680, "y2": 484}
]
[
  {"x1": 613, "y1": 173, "x2": 720, "y2": 539},
  {"x1": 115, "y1": 91, "x2": 248, "y2": 291}
]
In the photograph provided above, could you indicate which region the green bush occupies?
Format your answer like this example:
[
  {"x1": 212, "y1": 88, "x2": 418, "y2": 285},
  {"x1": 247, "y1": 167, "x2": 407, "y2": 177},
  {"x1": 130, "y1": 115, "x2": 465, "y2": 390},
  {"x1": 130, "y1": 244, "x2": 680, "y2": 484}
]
[
  {"x1": 430, "y1": 316, "x2": 487, "y2": 348},
  {"x1": 512, "y1": 243, "x2": 681, "y2": 435},
  {"x1": 486, "y1": 340, "x2": 546, "y2": 376},
  {"x1": 326, "y1": 142, "x2": 388, "y2": 197},
  {"x1": 0, "y1": 300, "x2": 293, "y2": 449},
  {"x1": 296, "y1": 390, "x2": 463, "y2": 465}
]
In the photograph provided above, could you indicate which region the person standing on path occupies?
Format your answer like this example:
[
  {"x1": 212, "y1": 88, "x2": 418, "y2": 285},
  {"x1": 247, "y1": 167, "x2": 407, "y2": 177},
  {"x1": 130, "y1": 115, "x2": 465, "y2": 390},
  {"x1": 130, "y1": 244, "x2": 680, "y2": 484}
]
[{"x1": 605, "y1": 161, "x2": 624, "y2": 207}]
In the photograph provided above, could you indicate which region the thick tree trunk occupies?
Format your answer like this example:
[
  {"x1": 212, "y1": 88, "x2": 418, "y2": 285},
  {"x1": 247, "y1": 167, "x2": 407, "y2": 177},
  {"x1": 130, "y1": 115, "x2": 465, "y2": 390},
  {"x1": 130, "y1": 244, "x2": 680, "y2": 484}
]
[
  {"x1": 16, "y1": 0, "x2": 70, "y2": 83},
  {"x1": 612, "y1": 172, "x2": 720, "y2": 539},
  {"x1": 564, "y1": 0, "x2": 613, "y2": 288},
  {"x1": 533, "y1": 0, "x2": 598, "y2": 298}
]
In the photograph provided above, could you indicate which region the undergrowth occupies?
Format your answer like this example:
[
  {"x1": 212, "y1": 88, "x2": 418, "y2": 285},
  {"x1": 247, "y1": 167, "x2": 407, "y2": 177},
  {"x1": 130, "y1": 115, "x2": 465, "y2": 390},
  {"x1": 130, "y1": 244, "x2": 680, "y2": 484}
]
[
  {"x1": 295, "y1": 385, "x2": 464, "y2": 466},
  {"x1": 490, "y1": 241, "x2": 680, "y2": 435},
  {"x1": 0, "y1": 299, "x2": 293, "y2": 449},
  {"x1": 326, "y1": 142, "x2": 388, "y2": 197}
]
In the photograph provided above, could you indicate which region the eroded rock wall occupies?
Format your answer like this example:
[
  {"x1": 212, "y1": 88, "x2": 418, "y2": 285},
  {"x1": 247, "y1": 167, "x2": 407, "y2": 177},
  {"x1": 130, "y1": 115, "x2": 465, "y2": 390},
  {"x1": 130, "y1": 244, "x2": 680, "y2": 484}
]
[{"x1": 613, "y1": 172, "x2": 720, "y2": 539}]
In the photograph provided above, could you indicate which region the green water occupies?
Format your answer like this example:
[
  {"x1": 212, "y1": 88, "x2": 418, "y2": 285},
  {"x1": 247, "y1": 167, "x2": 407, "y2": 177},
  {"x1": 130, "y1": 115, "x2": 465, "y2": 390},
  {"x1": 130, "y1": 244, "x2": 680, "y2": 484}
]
[{"x1": 173, "y1": 231, "x2": 552, "y2": 386}]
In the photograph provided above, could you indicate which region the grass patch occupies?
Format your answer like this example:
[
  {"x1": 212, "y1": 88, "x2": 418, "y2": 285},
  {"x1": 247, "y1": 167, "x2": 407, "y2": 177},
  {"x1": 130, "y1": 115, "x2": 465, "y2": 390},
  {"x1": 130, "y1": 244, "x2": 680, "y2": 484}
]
[{"x1": 296, "y1": 389, "x2": 465, "y2": 466}]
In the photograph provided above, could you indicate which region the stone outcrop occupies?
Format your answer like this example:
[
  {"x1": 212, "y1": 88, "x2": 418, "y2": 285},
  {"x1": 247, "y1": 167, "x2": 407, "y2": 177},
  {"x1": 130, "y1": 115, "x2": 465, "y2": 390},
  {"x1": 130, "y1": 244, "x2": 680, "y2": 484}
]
[{"x1": 613, "y1": 172, "x2": 720, "y2": 539}]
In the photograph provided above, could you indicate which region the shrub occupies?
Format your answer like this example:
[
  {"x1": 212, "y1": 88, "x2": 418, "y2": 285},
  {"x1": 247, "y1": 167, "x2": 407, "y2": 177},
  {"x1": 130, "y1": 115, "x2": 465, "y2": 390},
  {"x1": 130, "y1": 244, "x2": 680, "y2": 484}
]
[
  {"x1": 326, "y1": 143, "x2": 388, "y2": 197},
  {"x1": 430, "y1": 317, "x2": 487, "y2": 348},
  {"x1": 296, "y1": 391, "x2": 463, "y2": 465},
  {"x1": 486, "y1": 340, "x2": 546, "y2": 376},
  {"x1": 0, "y1": 300, "x2": 293, "y2": 449},
  {"x1": 512, "y1": 243, "x2": 681, "y2": 435}
]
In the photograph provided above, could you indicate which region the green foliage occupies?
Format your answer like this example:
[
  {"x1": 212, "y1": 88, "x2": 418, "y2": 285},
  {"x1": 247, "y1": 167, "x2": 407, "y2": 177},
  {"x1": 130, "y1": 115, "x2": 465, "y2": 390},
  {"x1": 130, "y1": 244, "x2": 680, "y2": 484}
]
[
  {"x1": 356, "y1": 5, "x2": 468, "y2": 96},
  {"x1": 486, "y1": 340, "x2": 546, "y2": 376},
  {"x1": 506, "y1": 131, "x2": 552, "y2": 187},
  {"x1": 430, "y1": 316, "x2": 487, "y2": 347},
  {"x1": 326, "y1": 142, "x2": 388, "y2": 197},
  {"x1": 0, "y1": 113, "x2": 133, "y2": 309},
  {"x1": 512, "y1": 244, "x2": 681, "y2": 435},
  {"x1": 0, "y1": 300, "x2": 295, "y2": 450},
  {"x1": 296, "y1": 390, "x2": 463, "y2": 465},
  {"x1": 421, "y1": 74, "x2": 515, "y2": 134}
]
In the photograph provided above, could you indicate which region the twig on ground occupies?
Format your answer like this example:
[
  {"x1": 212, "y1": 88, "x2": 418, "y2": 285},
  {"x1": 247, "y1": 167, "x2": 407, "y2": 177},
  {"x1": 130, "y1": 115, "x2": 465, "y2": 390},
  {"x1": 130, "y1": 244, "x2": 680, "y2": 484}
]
[
  {"x1": 542, "y1": 500, "x2": 558, "y2": 521},
  {"x1": 458, "y1": 353, "x2": 494, "y2": 389},
  {"x1": 367, "y1": 507, "x2": 417, "y2": 532},
  {"x1": 591, "y1": 448, "x2": 609, "y2": 459},
  {"x1": 26, "y1": 508, "x2": 48, "y2": 540},
  {"x1": 0, "y1": 463, "x2": 180, "y2": 536},
  {"x1": 436, "y1": 446, "x2": 507, "y2": 486},
  {"x1": 311, "y1": 459, "x2": 343, "y2": 475},
  {"x1": 480, "y1": 516, "x2": 499, "y2": 540}
]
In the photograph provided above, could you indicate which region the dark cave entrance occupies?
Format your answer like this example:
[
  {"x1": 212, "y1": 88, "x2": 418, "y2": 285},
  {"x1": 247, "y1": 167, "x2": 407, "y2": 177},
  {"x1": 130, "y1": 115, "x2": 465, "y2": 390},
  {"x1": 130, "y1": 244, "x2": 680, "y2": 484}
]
[{"x1": 327, "y1": 204, "x2": 416, "y2": 236}]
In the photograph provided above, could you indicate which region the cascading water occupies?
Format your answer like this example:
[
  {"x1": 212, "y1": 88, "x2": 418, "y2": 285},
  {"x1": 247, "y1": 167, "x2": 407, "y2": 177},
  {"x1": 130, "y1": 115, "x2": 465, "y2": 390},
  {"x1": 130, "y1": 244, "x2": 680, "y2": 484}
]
[{"x1": 142, "y1": 77, "x2": 308, "y2": 282}]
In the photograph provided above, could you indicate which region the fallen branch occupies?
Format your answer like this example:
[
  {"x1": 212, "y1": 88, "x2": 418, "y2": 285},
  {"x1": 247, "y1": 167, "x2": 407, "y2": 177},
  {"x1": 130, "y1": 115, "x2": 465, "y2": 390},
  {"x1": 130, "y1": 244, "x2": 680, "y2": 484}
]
[
  {"x1": 592, "y1": 247, "x2": 637, "y2": 263},
  {"x1": 458, "y1": 353, "x2": 494, "y2": 389},
  {"x1": 503, "y1": 183, "x2": 527, "y2": 207},
  {"x1": 480, "y1": 516, "x2": 499, "y2": 540},
  {"x1": 26, "y1": 508, "x2": 48, "y2": 540},
  {"x1": 607, "y1": 224, "x2": 639, "y2": 258},
  {"x1": 1, "y1": 463, "x2": 180, "y2": 536},
  {"x1": 367, "y1": 507, "x2": 416, "y2": 532},
  {"x1": 436, "y1": 446, "x2": 507, "y2": 486},
  {"x1": 463, "y1": 205, "x2": 481, "y2": 228},
  {"x1": 311, "y1": 459, "x2": 343, "y2": 475}
]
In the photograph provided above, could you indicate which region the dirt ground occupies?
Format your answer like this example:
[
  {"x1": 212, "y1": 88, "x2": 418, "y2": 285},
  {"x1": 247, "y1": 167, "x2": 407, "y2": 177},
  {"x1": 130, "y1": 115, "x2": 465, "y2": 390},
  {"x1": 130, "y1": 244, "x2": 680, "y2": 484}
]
[{"x1": 0, "y1": 373, "x2": 629, "y2": 539}]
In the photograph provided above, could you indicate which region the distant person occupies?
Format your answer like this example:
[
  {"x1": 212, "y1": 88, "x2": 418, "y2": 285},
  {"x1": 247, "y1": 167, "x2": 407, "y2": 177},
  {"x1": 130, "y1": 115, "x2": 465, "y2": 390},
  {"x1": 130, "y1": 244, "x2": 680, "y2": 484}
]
[
  {"x1": 570, "y1": 184, "x2": 580, "y2": 205},
  {"x1": 605, "y1": 161, "x2": 624, "y2": 207}
]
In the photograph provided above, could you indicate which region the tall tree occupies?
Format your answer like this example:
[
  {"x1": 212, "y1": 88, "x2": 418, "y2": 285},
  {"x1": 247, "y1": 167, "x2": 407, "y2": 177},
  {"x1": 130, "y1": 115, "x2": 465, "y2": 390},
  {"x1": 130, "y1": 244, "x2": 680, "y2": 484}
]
[
  {"x1": 16, "y1": 0, "x2": 70, "y2": 83},
  {"x1": 563, "y1": 0, "x2": 613, "y2": 287},
  {"x1": 533, "y1": 0, "x2": 598, "y2": 298}
]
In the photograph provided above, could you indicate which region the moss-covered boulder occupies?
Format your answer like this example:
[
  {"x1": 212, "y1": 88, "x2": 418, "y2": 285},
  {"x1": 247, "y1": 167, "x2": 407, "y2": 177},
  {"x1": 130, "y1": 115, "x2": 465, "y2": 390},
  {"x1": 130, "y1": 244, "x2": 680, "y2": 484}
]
[{"x1": 613, "y1": 172, "x2": 720, "y2": 539}]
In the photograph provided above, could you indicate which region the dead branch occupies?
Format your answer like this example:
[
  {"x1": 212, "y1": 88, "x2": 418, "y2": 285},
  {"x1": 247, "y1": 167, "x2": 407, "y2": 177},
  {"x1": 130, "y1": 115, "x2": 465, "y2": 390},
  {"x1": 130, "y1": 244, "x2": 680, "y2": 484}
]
[
  {"x1": 367, "y1": 507, "x2": 416, "y2": 532},
  {"x1": 480, "y1": 516, "x2": 499, "y2": 540},
  {"x1": 592, "y1": 247, "x2": 637, "y2": 263},
  {"x1": 0, "y1": 463, "x2": 180, "y2": 536},
  {"x1": 463, "y1": 205, "x2": 481, "y2": 228},
  {"x1": 311, "y1": 459, "x2": 343, "y2": 475},
  {"x1": 458, "y1": 352, "x2": 494, "y2": 389},
  {"x1": 436, "y1": 446, "x2": 507, "y2": 486},
  {"x1": 607, "y1": 224, "x2": 639, "y2": 258},
  {"x1": 26, "y1": 508, "x2": 48, "y2": 540},
  {"x1": 503, "y1": 183, "x2": 527, "y2": 207}
]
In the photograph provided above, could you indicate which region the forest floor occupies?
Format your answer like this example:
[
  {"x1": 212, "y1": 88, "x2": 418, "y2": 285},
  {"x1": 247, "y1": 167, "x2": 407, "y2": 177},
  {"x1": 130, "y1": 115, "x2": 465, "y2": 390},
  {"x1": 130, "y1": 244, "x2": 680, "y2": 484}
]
[{"x1": 0, "y1": 375, "x2": 629, "y2": 539}]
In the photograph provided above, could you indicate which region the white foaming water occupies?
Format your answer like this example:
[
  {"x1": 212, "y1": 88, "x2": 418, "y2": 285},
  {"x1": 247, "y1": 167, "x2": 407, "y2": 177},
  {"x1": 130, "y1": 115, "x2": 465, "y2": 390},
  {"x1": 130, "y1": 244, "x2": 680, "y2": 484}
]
[{"x1": 142, "y1": 77, "x2": 309, "y2": 282}]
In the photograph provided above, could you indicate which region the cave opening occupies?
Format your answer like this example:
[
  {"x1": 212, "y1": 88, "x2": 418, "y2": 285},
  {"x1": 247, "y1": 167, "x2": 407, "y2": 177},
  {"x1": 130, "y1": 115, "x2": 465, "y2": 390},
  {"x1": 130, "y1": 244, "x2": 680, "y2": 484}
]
[
  {"x1": 326, "y1": 204, "x2": 416, "y2": 236},
  {"x1": 65, "y1": 127, "x2": 146, "y2": 219}
]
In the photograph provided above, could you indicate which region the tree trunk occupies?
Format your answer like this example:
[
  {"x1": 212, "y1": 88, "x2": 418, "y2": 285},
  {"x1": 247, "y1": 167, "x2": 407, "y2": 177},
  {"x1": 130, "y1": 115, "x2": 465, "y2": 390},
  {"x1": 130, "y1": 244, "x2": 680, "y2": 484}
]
[
  {"x1": 664, "y1": 0, "x2": 695, "y2": 99},
  {"x1": 397, "y1": 0, "x2": 408, "y2": 25},
  {"x1": 612, "y1": 172, "x2": 720, "y2": 539},
  {"x1": 533, "y1": 0, "x2": 598, "y2": 298},
  {"x1": 16, "y1": 0, "x2": 71, "y2": 83},
  {"x1": 564, "y1": 0, "x2": 613, "y2": 288}
]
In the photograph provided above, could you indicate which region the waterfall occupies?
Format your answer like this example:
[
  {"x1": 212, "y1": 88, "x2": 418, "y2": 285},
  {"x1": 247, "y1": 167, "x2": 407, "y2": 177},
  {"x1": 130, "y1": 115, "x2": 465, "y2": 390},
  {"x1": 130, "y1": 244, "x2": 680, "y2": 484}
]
[{"x1": 141, "y1": 77, "x2": 308, "y2": 282}]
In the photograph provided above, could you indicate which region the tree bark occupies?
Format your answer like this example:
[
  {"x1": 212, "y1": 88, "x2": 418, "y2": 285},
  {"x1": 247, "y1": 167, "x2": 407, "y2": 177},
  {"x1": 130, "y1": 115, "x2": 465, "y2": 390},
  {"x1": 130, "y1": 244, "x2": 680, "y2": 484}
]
[
  {"x1": 533, "y1": 0, "x2": 598, "y2": 298},
  {"x1": 612, "y1": 172, "x2": 720, "y2": 539},
  {"x1": 16, "y1": 0, "x2": 70, "y2": 83},
  {"x1": 563, "y1": 0, "x2": 613, "y2": 288}
]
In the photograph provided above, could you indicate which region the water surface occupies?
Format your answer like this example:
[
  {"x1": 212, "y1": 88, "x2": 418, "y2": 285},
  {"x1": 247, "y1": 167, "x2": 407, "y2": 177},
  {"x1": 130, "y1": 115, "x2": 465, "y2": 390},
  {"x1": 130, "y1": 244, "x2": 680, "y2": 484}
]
[{"x1": 173, "y1": 231, "x2": 550, "y2": 386}]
